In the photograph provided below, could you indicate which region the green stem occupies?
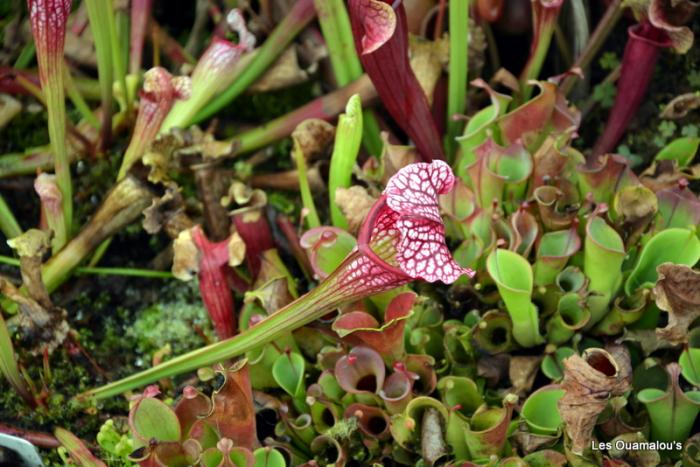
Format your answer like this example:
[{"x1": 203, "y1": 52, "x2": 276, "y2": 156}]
[
  {"x1": 63, "y1": 64, "x2": 100, "y2": 128},
  {"x1": 0, "y1": 194, "x2": 22, "y2": 239},
  {"x1": 13, "y1": 43, "x2": 36, "y2": 69},
  {"x1": 445, "y1": 0, "x2": 469, "y2": 160},
  {"x1": 41, "y1": 177, "x2": 155, "y2": 293},
  {"x1": 77, "y1": 268, "x2": 172, "y2": 279},
  {"x1": 292, "y1": 141, "x2": 321, "y2": 229},
  {"x1": 0, "y1": 255, "x2": 172, "y2": 279},
  {"x1": 314, "y1": 0, "x2": 362, "y2": 84},
  {"x1": 0, "y1": 147, "x2": 56, "y2": 179},
  {"x1": 110, "y1": 6, "x2": 131, "y2": 113},
  {"x1": 519, "y1": 4, "x2": 562, "y2": 101},
  {"x1": 0, "y1": 313, "x2": 35, "y2": 407},
  {"x1": 314, "y1": 0, "x2": 382, "y2": 155},
  {"x1": 84, "y1": 0, "x2": 115, "y2": 148},
  {"x1": 329, "y1": 94, "x2": 363, "y2": 228},
  {"x1": 191, "y1": 0, "x2": 317, "y2": 125},
  {"x1": 74, "y1": 77, "x2": 103, "y2": 101},
  {"x1": 79, "y1": 251, "x2": 367, "y2": 400},
  {"x1": 40, "y1": 41, "x2": 72, "y2": 251}
]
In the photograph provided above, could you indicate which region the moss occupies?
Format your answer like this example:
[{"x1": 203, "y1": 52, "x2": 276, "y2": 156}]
[
  {"x1": 225, "y1": 81, "x2": 319, "y2": 124},
  {"x1": 126, "y1": 284, "x2": 214, "y2": 359},
  {"x1": 0, "y1": 277, "x2": 212, "y2": 461},
  {"x1": 0, "y1": 108, "x2": 49, "y2": 153},
  {"x1": 324, "y1": 416, "x2": 358, "y2": 441}
]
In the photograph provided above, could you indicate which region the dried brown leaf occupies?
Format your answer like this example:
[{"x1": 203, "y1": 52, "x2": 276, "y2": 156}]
[
  {"x1": 615, "y1": 328, "x2": 673, "y2": 356},
  {"x1": 172, "y1": 228, "x2": 200, "y2": 281},
  {"x1": 335, "y1": 186, "x2": 376, "y2": 235},
  {"x1": 509, "y1": 356, "x2": 542, "y2": 396},
  {"x1": 511, "y1": 424, "x2": 560, "y2": 454},
  {"x1": 654, "y1": 263, "x2": 700, "y2": 344},
  {"x1": 142, "y1": 184, "x2": 193, "y2": 239},
  {"x1": 558, "y1": 348, "x2": 631, "y2": 455},
  {"x1": 291, "y1": 119, "x2": 336, "y2": 162},
  {"x1": 7, "y1": 229, "x2": 51, "y2": 309},
  {"x1": 421, "y1": 408, "x2": 447, "y2": 466},
  {"x1": 660, "y1": 92, "x2": 700, "y2": 119},
  {"x1": 192, "y1": 159, "x2": 230, "y2": 241},
  {"x1": 249, "y1": 46, "x2": 313, "y2": 93},
  {"x1": 228, "y1": 232, "x2": 246, "y2": 268},
  {"x1": 477, "y1": 353, "x2": 510, "y2": 387},
  {"x1": 613, "y1": 185, "x2": 658, "y2": 223},
  {"x1": 409, "y1": 34, "x2": 449, "y2": 105},
  {"x1": 0, "y1": 278, "x2": 68, "y2": 356}
]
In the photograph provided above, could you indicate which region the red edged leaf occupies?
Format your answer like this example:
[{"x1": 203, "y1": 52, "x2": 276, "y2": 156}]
[
  {"x1": 174, "y1": 386, "x2": 212, "y2": 439},
  {"x1": 349, "y1": 0, "x2": 444, "y2": 161},
  {"x1": 28, "y1": 0, "x2": 71, "y2": 70},
  {"x1": 232, "y1": 211, "x2": 275, "y2": 280},
  {"x1": 510, "y1": 206, "x2": 539, "y2": 257},
  {"x1": 356, "y1": 0, "x2": 397, "y2": 54},
  {"x1": 333, "y1": 292, "x2": 415, "y2": 363},
  {"x1": 655, "y1": 183, "x2": 700, "y2": 230},
  {"x1": 334, "y1": 346, "x2": 386, "y2": 394},
  {"x1": 192, "y1": 226, "x2": 236, "y2": 340},
  {"x1": 121, "y1": 67, "x2": 190, "y2": 176},
  {"x1": 649, "y1": 0, "x2": 695, "y2": 53},
  {"x1": 498, "y1": 81, "x2": 557, "y2": 146},
  {"x1": 204, "y1": 362, "x2": 257, "y2": 449},
  {"x1": 577, "y1": 154, "x2": 639, "y2": 205},
  {"x1": 129, "y1": 0, "x2": 153, "y2": 73}
]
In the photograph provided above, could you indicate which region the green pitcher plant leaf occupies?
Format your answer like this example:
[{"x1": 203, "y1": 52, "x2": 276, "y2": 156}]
[
  {"x1": 272, "y1": 351, "x2": 306, "y2": 399},
  {"x1": 455, "y1": 79, "x2": 511, "y2": 178},
  {"x1": 541, "y1": 347, "x2": 576, "y2": 381},
  {"x1": 624, "y1": 227, "x2": 700, "y2": 295},
  {"x1": 486, "y1": 248, "x2": 544, "y2": 347},
  {"x1": 655, "y1": 136, "x2": 700, "y2": 168},
  {"x1": 584, "y1": 215, "x2": 625, "y2": 327},
  {"x1": 680, "y1": 328, "x2": 700, "y2": 387},
  {"x1": 253, "y1": 447, "x2": 286, "y2": 467},
  {"x1": 637, "y1": 363, "x2": 700, "y2": 444},
  {"x1": 129, "y1": 394, "x2": 182, "y2": 445},
  {"x1": 533, "y1": 226, "x2": 581, "y2": 286},
  {"x1": 520, "y1": 385, "x2": 565, "y2": 435}
]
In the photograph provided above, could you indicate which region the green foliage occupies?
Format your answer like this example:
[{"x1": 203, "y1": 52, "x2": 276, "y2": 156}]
[
  {"x1": 688, "y1": 69, "x2": 700, "y2": 87},
  {"x1": 0, "y1": 110, "x2": 49, "y2": 153},
  {"x1": 653, "y1": 121, "x2": 678, "y2": 147},
  {"x1": 681, "y1": 124, "x2": 699, "y2": 137},
  {"x1": 592, "y1": 81, "x2": 616, "y2": 109},
  {"x1": 599, "y1": 52, "x2": 620, "y2": 71}
]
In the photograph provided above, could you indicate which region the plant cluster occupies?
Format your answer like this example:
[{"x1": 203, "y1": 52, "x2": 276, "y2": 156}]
[{"x1": 0, "y1": 0, "x2": 700, "y2": 466}]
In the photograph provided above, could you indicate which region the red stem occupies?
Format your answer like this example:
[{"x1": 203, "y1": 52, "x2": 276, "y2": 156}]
[
  {"x1": 0, "y1": 423, "x2": 61, "y2": 448},
  {"x1": 591, "y1": 22, "x2": 672, "y2": 159},
  {"x1": 129, "y1": 0, "x2": 153, "y2": 74},
  {"x1": 232, "y1": 211, "x2": 275, "y2": 280},
  {"x1": 276, "y1": 214, "x2": 314, "y2": 279}
]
